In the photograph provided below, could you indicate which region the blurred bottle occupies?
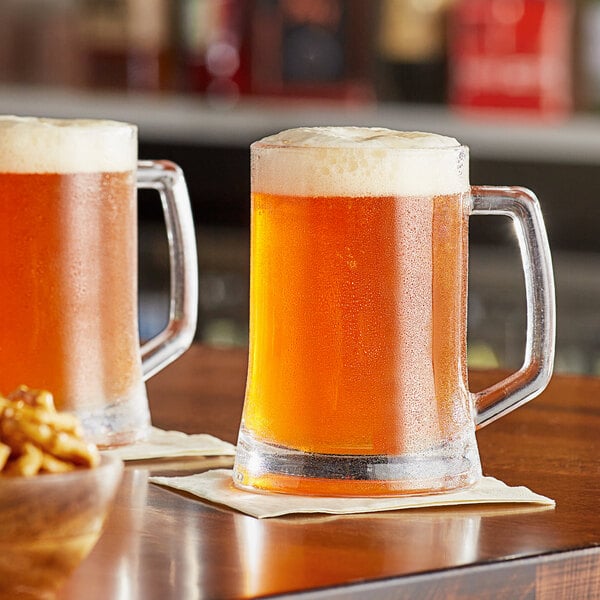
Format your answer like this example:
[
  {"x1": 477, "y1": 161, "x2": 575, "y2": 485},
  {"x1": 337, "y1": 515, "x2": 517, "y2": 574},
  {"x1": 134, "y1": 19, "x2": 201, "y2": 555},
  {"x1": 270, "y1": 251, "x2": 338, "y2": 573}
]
[
  {"x1": 78, "y1": 0, "x2": 129, "y2": 89},
  {"x1": 79, "y1": 0, "x2": 174, "y2": 92},
  {"x1": 126, "y1": 0, "x2": 175, "y2": 91},
  {"x1": 448, "y1": 0, "x2": 574, "y2": 119},
  {"x1": 176, "y1": 0, "x2": 251, "y2": 103},
  {"x1": 249, "y1": 0, "x2": 375, "y2": 102},
  {"x1": 375, "y1": 0, "x2": 452, "y2": 104},
  {"x1": 0, "y1": 0, "x2": 84, "y2": 88},
  {"x1": 580, "y1": 0, "x2": 600, "y2": 111}
]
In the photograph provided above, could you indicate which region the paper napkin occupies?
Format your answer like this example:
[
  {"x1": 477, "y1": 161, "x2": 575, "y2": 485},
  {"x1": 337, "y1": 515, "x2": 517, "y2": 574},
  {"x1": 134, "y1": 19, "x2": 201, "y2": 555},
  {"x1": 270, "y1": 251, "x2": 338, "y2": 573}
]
[
  {"x1": 103, "y1": 427, "x2": 236, "y2": 461},
  {"x1": 149, "y1": 468, "x2": 555, "y2": 518}
]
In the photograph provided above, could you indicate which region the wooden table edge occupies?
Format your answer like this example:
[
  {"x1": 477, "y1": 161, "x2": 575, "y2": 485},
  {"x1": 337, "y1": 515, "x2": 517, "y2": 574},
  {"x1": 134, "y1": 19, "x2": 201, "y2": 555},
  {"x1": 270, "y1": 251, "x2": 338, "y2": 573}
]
[{"x1": 264, "y1": 546, "x2": 600, "y2": 599}]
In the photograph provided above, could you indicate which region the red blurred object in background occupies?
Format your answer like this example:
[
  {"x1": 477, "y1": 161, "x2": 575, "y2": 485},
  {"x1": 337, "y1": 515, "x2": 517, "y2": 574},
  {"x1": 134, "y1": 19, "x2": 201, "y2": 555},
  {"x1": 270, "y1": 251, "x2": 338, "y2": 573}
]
[
  {"x1": 448, "y1": 0, "x2": 573, "y2": 119},
  {"x1": 179, "y1": 0, "x2": 252, "y2": 102}
]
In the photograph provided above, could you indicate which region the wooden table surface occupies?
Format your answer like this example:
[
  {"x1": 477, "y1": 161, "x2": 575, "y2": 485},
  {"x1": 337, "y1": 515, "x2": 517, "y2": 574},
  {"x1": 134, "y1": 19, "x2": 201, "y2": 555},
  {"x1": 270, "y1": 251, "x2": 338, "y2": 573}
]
[{"x1": 58, "y1": 344, "x2": 600, "y2": 600}]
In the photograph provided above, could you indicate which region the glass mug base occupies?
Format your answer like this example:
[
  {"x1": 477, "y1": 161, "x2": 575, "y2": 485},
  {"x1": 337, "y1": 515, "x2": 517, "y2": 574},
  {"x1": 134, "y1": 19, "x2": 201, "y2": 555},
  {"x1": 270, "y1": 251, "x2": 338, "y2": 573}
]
[
  {"x1": 233, "y1": 428, "x2": 483, "y2": 497},
  {"x1": 76, "y1": 385, "x2": 151, "y2": 449}
]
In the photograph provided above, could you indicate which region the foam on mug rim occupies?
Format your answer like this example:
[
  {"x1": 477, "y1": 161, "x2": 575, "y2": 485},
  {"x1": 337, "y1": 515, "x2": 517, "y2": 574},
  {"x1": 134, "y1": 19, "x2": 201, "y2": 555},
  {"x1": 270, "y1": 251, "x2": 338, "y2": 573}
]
[
  {"x1": 0, "y1": 115, "x2": 137, "y2": 173},
  {"x1": 252, "y1": 127, "x2": 469, "y2": 197}
]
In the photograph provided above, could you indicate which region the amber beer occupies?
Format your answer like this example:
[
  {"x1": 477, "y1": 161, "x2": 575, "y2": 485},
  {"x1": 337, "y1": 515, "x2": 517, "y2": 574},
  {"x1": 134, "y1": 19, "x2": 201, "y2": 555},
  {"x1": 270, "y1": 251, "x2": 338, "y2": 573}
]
[
  {"x1": 0, "y1": 116, "x2": 148, "y2": 445},
  {"x1": 234, "y1": 127, "x2": 482, "y2": 496}
]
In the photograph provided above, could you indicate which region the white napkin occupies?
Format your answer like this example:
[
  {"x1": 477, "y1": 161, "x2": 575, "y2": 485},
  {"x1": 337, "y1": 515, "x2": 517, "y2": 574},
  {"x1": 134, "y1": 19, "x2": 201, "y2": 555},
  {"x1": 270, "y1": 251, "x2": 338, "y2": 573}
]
[
  {"x1": 102, "y1": 427, "x2": 236, "y2": 461},
  {"x1": 149, "y1": 468, "x2": 555, "y2": 518}
]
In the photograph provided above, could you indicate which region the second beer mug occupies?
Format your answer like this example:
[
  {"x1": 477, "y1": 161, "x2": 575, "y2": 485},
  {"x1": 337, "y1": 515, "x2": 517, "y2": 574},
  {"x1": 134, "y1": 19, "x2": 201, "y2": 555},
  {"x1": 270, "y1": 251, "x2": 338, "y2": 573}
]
[
  {"x1": 0, "y1": 116, "x2": 198, "y2": 447},
  {"x1": 233, "y1": 126, "x2": 555, "y2": 497}
]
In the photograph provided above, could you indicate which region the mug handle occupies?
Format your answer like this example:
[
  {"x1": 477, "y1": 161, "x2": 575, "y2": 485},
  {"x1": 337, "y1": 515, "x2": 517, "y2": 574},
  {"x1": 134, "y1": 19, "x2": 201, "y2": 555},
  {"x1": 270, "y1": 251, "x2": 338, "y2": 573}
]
[
  {"x1": 136, "y1": 160, "x2": 199, "y2": 380},
  {"x1": 470, "y1": 186, "x2": 556, "y2": 428}
]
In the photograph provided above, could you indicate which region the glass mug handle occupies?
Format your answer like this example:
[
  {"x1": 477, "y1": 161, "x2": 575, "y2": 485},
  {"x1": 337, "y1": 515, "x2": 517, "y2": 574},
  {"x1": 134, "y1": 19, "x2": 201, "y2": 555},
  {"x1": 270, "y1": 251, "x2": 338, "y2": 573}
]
[
  {"x1": 136, "y1": 160, "x2": 199, "y2": 380},
  {"x1": 470, "y1": 186, "x2": 556, "y2": 428}
]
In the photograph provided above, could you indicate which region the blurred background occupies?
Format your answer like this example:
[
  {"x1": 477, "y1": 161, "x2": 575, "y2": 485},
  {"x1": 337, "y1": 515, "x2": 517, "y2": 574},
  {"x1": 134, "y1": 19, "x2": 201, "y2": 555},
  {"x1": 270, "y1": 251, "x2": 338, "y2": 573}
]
[{"x1": 0, "y1": 0, "x2": 598, "y2": 374}]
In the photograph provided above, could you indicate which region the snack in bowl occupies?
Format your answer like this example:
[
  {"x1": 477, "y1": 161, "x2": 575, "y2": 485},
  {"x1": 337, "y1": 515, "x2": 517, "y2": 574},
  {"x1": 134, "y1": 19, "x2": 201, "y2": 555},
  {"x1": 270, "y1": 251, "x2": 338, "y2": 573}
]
[
  {"x1": 0, "y1": 385, "x2": 100, "y2": 476},
  {"x1": 0, "y1": 386, "x2": 122, "y2": 599}
]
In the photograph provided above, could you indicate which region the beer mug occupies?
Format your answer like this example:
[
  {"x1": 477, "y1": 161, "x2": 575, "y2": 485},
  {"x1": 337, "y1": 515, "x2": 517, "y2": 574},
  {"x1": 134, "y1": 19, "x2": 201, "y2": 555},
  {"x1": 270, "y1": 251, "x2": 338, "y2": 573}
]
[
  {"x1": 0, "y1": 116, "x2": 198, "y2": 447},
  {"x1": 233, "y1": 127, "x2": 555, "y2": 496}
]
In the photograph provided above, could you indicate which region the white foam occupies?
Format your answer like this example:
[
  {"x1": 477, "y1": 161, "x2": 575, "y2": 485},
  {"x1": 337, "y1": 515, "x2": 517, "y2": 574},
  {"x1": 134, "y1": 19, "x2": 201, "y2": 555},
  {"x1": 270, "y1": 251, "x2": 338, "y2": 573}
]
[
  {"x1": 252, "y1": 127, "x2": 469, "y2": 197},
  {"x1": 0, "y1": 116, "x2": 137, "y2": 173}
]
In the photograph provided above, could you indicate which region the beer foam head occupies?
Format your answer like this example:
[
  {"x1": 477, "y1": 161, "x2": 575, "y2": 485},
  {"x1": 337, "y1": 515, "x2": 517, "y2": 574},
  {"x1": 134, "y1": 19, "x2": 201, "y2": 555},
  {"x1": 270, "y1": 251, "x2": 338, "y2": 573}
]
[
  {"x1": 252, "y1": 127, "x2": 469, "y2": 197},
  {"x1": 0, "y1": 116, "x2": 137, "y2": 173}
]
